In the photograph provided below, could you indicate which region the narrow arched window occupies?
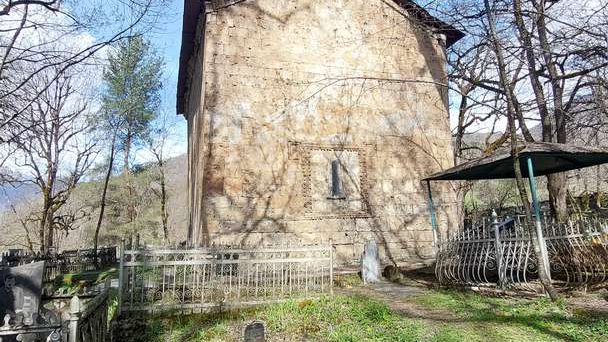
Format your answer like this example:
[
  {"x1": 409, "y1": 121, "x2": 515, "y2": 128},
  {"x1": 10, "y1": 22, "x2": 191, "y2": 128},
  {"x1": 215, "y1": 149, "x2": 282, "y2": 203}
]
[{"x1": 330, "y1": 159, "x2": 346, "y2": 199}]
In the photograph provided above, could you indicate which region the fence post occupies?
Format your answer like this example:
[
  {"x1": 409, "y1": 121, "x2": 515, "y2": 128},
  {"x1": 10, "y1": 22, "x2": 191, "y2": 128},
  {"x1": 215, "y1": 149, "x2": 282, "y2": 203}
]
[
  {"x1": 526, "y1": 157, "x2": 551, "y2": 282},
  {"x1": 329, "y1": 239, "x2": 334, "y2": 295},
  {"x1": 491, "y1": 211, "x2": 505, "y2": 288},
  {"x1": 117, "y1": 238, "x2": 125, "y2": 316},
  {"x1": 68, "y1": 296, "x2": 81, "y2": 342}
]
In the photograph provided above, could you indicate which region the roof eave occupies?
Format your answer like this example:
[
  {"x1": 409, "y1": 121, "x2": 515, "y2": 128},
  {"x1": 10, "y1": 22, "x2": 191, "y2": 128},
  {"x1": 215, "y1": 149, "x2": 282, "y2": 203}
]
[{"x1": 176, "y1": 0, "x2": 204, "y2": 116}]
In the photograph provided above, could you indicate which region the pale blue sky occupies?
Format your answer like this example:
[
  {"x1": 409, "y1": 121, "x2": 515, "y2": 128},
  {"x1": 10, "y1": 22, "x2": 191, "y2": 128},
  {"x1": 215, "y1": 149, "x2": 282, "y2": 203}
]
[{"x1": 147, "y1": 0, "x2": 188, "y2": 158}]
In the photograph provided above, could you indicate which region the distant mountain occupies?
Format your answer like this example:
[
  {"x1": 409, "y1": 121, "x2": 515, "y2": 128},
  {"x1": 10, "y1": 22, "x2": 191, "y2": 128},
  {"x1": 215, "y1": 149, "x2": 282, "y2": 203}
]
[{"x1": 0, "y1": 153, "x2": 188, "y2": 250}]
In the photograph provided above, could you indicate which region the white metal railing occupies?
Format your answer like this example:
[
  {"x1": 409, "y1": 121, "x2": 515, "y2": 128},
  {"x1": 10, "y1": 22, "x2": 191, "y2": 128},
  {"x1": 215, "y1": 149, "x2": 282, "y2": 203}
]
[
  {"x1": 68, "y1": 280, "x2": 111, "y2": 342},
  {"x1": 436, "y1": 216, "x2": 608, "y2": 289},
  {"x1": 117, "y1": 242, "x2": 334, "y2": 314}
]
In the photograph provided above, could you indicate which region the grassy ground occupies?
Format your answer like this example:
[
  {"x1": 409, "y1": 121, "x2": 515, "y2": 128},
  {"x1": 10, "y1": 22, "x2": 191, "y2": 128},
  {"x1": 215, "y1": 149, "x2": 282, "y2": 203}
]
[
  {"x1": 53, "y1": 267, "x2": 118, "y2": 293},
  {"x1": 115, "y1": 282, "x2": 608, "y2": 342},
  {"x1": 412, "y1": 290, "x2": 608, "y2": 342}
]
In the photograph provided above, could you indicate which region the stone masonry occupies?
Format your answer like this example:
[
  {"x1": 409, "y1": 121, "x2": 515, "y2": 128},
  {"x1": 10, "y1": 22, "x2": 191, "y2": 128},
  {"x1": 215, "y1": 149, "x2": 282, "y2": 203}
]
[{"x1": 180, "y1": 0, "x2": 460, "y2": 266}]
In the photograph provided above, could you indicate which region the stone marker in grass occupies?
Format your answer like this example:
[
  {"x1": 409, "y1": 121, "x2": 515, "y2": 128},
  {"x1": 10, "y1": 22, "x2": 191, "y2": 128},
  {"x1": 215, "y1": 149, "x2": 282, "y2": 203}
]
[
  {"x1": 0, "y1": 261, "x2": 45, "y2": 325},
  {"x1": 244, "y1": 320, "x2": 265, "y2": 342},
  {"x1": 361, "y1": 240, "x2": 380, "y2": 284}
]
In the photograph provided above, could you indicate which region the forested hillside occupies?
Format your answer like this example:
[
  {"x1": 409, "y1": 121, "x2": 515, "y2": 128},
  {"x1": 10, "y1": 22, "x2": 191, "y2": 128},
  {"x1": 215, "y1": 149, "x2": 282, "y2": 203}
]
[{"x1": 0, "y1": 154, "x2": 187, "y2": 251}]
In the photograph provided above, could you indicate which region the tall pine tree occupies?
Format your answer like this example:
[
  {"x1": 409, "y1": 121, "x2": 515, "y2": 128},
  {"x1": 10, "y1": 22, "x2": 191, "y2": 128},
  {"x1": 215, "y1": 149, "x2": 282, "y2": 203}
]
[
  {"x1": 95, "y1": 36, "x2": 163, "y2": 249},
  {"x1": 102, "y1": 35, "x2": 163, "y2": 174}
]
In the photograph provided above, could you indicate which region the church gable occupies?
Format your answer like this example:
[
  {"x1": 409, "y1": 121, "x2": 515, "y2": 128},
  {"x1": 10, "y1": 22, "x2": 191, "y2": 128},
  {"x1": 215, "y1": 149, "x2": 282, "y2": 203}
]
[
  {"x1": 203, "y1": 0, "x2": 462, "y2": 45},
  {"x1": 182, "y1": 0, "x2": 459, "y2": 264},
  {"x1": 200, "y1": 0, "x2": 451, "y2": 103},
  {"x1": 177, "y1": 0, "x2": 463, "y2": 114}
]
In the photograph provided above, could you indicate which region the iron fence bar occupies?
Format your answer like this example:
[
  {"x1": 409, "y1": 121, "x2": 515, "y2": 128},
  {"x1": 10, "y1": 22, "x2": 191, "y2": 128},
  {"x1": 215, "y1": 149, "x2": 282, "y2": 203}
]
[
  {"x1": 436, "y1": 212, "x2": 608, "y2": 289},
  {"x1": 117, "y1": 239, "x2": 125, "y2": 316},
  {"x1": 492, "y1": 212, "x2": 504, "y2": 288}
]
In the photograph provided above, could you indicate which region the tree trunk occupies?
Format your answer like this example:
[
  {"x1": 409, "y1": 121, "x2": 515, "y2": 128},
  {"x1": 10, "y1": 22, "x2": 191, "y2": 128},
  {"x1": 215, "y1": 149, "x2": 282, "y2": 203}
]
[
  {"x1": 94, "y1": 134, "x2": 116, "y2": 262},
  {"x1": 40, "y1": 204, "x2": 55, "y2": 253},
  {"x1": 123, "y1": 129, "x2": 136, "y2": 225},
  {"x1": 123, "y1": 129, "x2": 131, "y2": 175},
  {"x1": 39, "y1": 212, "x2": 46, "y2": 253},
  {"x1": 548, "y1": 173, "x2": 568, "y2": 221},
  {"x1": 45, "y1": 214, "x2": 53, "y2": 252},
  {"x1": 159, "y1": 158, "x2": 169, "y2": 242},
  {"x1": 39, "y1": 188, "x2": 52, "y2": 253},
  {"x1": 484, "y1": 0, "x2": 558, "y2": 300},
  {"x1": 454, "y1": 92, "x2": 470, "y2": 229},
  {"x1": 534, "y1": 0, "x2": 569, "y2": 221}
]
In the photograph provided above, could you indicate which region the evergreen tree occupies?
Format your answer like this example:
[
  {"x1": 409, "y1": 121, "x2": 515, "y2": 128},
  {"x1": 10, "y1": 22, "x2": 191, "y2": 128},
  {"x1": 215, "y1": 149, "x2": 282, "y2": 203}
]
[
  {"x1": 102, "y1": 35, "x2": 163, "y2": 174},
  {"x1": 98, "y1": 35, "x2": 163, "y2": 244}
]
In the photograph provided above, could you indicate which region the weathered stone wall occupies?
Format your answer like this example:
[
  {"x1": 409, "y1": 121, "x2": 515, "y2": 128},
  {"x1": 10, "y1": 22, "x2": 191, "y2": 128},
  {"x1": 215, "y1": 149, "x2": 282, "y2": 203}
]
[{"x1": 185, "y1": 0, "x2": 458, "y2": 266}]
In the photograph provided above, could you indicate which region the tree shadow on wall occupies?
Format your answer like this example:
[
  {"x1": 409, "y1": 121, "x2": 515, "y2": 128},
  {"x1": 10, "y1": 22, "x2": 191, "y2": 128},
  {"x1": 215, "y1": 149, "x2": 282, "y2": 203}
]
[{"x1": 191, "y1": 0, "x2": 459, "y2": 266}]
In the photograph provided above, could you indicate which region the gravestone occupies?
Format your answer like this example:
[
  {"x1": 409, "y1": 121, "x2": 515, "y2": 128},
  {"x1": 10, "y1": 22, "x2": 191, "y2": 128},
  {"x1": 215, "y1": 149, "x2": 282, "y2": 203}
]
[
  {"x1": 0, "y1": 261, "x2": 45, "y2": 325},
  {"x1": 361, "y1": 240, "x2": 380, "y2": 284},
  {"x1": 243, "y1": 320, "x2": 265, "y2": 342}
]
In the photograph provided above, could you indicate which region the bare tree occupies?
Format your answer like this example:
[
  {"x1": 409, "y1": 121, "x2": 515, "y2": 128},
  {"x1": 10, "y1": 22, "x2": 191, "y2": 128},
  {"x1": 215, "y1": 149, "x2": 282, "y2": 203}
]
[
  {"x1": 422, "y1": 0, "x2": 608, "y2": 220},
  {"x1": 449, "y1": 42, "x2": 507, "y2": 225},
  {"x1": 482, "y1": 0, "x2": 558, "y2": 300},
  {"x1": 93, "y1": 130, "x2": 116, "y2": 257},
  {"x1": 416, "y1": 0, "x2": 608, "y2": 299},
  {"x1": 510, "y1": 0, "x2": 608, "y2": 220},
  {"x1": 9, "y1": 67, "x2": 98, "y2": 252},
  {"x1": 147, "y1": 113, "x2": 173, "y2": 243},
  {"x1": 0, "y1": 0, "x2": 167, "y2": 150}
]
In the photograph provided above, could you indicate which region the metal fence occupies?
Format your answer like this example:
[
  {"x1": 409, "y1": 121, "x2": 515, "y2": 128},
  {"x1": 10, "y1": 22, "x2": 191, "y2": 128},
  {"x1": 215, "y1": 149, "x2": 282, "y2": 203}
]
[
  {"x1": 0, "y1": 281, "x2": 110, "y2": 342},
  {"x1": 436, "y1": 215, "x2": 608, "y2": 290},
  {"x1": 117, "y1": 243, "x2": 334, "y2": 314},
  {"x1": 0, "y1": 247, "x2": 117, "y2": 281},
  {"x1": 67, "y1": 280, "x2": 111, "y2": 342},
  {"x1": 0, "y1": 320, "x2": 62, "y2": 342}
]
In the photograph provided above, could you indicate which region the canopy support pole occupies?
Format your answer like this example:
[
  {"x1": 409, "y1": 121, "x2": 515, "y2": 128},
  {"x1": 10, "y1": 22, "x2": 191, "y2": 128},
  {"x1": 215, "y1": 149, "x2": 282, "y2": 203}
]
[
  {"x1": 526, "y1": 157, "x2": 551, "y2": 281},
  {"x1": 426, "y1": 180, "x2": 439, "y2": 248}
]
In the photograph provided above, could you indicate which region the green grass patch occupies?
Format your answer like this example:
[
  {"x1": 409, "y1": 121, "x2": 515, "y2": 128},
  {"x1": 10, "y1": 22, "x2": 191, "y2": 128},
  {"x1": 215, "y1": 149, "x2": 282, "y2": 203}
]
[
  {"x1": 54, "y1": 267, "x2": 117, "y2": 294},
  {"x1": 114, "y1": 289, "x2": 608, "y2": 342},
  {"x1": 413, "y1": 290, "x2": 608, "y2": 342},
  {"x1": 334, "y1": 273, "x2": 363, "y2": 288},
  {"x1": 117, "y1": 295, "x2": 431, "y2": 342}
]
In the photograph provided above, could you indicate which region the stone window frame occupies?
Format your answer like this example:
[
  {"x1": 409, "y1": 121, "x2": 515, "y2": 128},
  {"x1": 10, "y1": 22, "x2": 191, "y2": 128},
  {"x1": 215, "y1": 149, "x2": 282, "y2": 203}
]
[{"x1": 288, "y1": 141, "x2": 372, "y2": 220}]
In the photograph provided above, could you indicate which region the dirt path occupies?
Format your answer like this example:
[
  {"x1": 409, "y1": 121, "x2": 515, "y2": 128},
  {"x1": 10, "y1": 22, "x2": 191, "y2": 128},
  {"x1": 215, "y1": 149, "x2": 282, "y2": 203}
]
[
  {"x1": 566, "y1": 294, "x2": 608, "y2": 315},
  {"x1": 341, "y1": 279, "x2": 608, "y2": 320},
  {"x1": 338, "y1": 281, "x2": 459, "y2": 322}
]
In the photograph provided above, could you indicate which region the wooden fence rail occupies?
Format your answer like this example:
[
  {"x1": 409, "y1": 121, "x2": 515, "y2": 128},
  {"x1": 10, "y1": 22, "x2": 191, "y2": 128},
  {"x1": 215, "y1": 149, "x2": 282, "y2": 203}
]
[{"x1": 118, "y1": 242, "x2": 334, "y2": 314}]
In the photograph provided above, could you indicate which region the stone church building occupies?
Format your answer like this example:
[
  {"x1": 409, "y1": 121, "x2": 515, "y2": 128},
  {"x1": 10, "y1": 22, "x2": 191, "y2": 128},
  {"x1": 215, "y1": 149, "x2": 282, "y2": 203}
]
[{"x1": 177, "y1": 0, "x2": 463, "y2": 266}]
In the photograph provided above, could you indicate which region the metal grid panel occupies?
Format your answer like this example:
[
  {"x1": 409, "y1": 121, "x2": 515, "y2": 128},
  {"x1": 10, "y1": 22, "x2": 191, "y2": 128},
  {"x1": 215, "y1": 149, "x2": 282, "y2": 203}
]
[{"x1": 118, "y1": 244, "x2": 334, "y2": 313}]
